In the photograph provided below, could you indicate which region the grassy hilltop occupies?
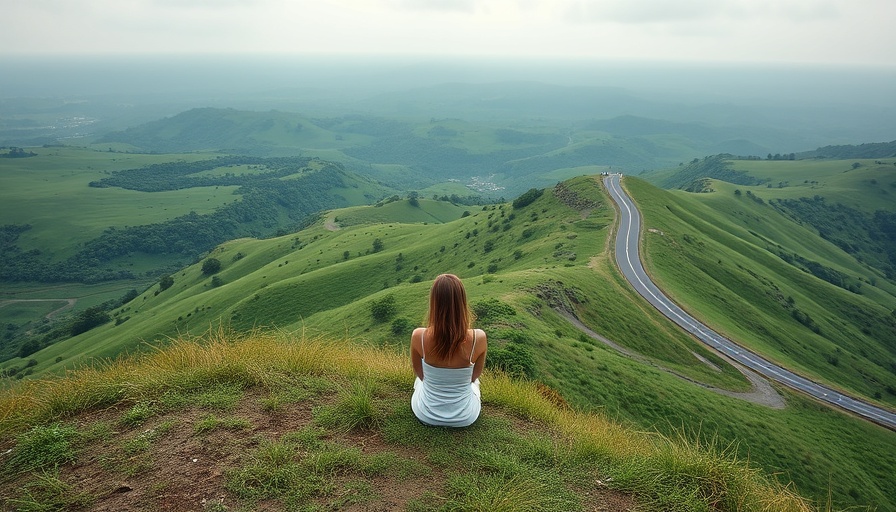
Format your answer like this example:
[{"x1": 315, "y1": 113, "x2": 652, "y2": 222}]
[
  {"x1": 0, "y1": 330, "x2": 810, "y2": 511},
  {"x1": 3, "y1": 171, "x2": 896, "y2": 509}
]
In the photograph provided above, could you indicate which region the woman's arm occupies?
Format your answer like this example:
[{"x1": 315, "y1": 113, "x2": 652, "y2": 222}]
[
  {"x1": 471, "y1": 328, "x2": 487, "y2": 382},
  {"x1": 411, "y1": 327, "x2": 425, "y2": 380}
]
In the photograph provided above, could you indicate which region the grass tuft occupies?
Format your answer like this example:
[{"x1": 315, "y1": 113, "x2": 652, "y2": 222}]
[
  {"x1": 4, "y1": 423, "x2": 80, "y2": 474},
  {"x1": 313, "y1": 378, "x2": 383, "y2": 432},
  {"x1": 4, "y1": 469, "x2": 94, "y2": 511}
]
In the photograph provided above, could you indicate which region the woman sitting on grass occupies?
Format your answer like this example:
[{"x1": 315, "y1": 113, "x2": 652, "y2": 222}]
[{"x1": 411, "y1": 274, "x2": 487, "y2": 427}]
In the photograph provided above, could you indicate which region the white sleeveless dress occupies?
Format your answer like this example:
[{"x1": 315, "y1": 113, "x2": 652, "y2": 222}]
[{"x1": 411, "y1": 331, "x2": 481, "y2": 427}]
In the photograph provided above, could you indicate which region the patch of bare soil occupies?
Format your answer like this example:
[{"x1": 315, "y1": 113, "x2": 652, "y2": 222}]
[
  {"x1": 63, "y1": 389, "x2": 314, "y2": 511},
  {"x1": 324, "y1": 216, "x2": 341, "y2": 231}
]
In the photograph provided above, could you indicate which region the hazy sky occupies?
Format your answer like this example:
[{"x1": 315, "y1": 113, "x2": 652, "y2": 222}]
[{"x1": 3, "y1": 0, "x2": 895, "y2": 66}]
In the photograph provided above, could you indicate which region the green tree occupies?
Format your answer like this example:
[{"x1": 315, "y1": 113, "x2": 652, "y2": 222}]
[
  {"x1": 159, "y1": 275, "x2": 174, "y2": 291},
  {"x1": 71, "y1": 306, "x2": 111, "y2": 336},
  {"x1": 120, "y1": 288, "x2": 139, "y2": 304},
  {"x1": 372, "y1": 238, "x2": 384, "y2": 253}
]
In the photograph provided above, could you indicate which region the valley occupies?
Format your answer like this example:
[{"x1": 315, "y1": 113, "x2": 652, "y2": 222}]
[{"x1": 2, "y1": 88, "x2": 896, "y2": 508}]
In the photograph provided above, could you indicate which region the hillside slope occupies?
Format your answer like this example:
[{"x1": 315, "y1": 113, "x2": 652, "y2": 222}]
[
  {"x1": 5, "y1": 175, "x2": 896, "y2": 509},
  {"x1": 632, "y1": 158, "x2": 896, "y2": 407}
]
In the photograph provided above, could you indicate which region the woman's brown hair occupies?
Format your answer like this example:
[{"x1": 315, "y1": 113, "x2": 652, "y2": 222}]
[{"x1": 427, "y1": 274, "x2": 473, "y2": 360}]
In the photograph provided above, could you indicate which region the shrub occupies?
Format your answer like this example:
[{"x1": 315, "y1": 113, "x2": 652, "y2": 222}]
[
  {"x1": 370, "y1": 294, "x2": 397, "y2": 323},
  {"x1": 391, "y1": 317, "x2": 414, "y2": 336},
  {"x1": 472, "y1": 299, "x2": 517, "y2": 322},
  {"x1": 120, "y1": 288, "x2": 139, "y2": 304},
  {"x1": 487, "y1": 344, "x2": 536, "y2": 379},
  {"x1": 70, "y1": 306, "x2": 111, "y2": 336},
  {"x1": 201, "y1": 257, "x2": 222, "y2": 275},
  {"x1": 158, "y1": 274, "x2": 174, "y2": 291}
]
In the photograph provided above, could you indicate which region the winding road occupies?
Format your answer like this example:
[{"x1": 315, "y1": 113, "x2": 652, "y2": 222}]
[{"x1": 603, "y1": 173, "x2": 896, "y2": 431}]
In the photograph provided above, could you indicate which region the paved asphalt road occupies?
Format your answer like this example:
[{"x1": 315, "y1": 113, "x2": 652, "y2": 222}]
[{"x1": 603, "y1": 173, "x2": 896, "y2": 431}]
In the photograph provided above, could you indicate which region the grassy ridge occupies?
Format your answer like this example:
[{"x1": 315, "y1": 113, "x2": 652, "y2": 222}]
[
  {"x1": 0, "y1": 329, "x2": 810, "y2": 511},
  {"x1": 624, "y1": 174, "x2": 896, "y2": 406},
  {"x1": 4, "y1": 174, "x2": 896, "y2": 508}
]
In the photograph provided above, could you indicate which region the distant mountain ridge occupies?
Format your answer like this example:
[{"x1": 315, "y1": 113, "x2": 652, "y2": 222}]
[{"x1": 94, "y1": 105, "x2": 817, "y2": 194}]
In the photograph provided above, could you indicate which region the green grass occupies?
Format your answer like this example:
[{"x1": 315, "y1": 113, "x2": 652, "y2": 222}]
[
  {"x1": 193, "y1": 414, "x2": 251, "y2": 435},
  {"x1": 3, "y1": 423, "x2": 80, "y2": 473},
  {"x1": 329, "y1": 198, "x2": 469, "y2": 227},
  {"x1": 0, "y1": 301, "x2": 63, "y2": 327},
  {"x1": 120, "y1": 400, "x2": 154, "y2": 426},
  {"x1": 4, "y1": 469, "x2": 95, "y2": 511}
]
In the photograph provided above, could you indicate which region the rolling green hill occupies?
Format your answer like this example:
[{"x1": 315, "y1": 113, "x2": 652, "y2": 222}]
[
  {"x1": 4, "y1": 174, "x2": 895, "y2": 509},
  {"x1": 93, "y1": 107, "x2": 772, "y2": 196},
  {"x1": 0, "y1": 147, "x2": 402, "y2": 360},
  {"x1": 636, "y1": 157, "x2": 896, "y2": 404},
  {"x1": 0, "y1": 148, "x2": 392, "y2": 282}
]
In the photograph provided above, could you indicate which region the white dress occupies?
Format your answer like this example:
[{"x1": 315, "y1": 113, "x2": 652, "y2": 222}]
[{"x1": 411, "y1": 331, "x2": 481, "y2": 427}]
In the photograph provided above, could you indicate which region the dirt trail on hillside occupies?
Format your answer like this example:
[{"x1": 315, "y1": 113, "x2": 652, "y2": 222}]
[{"x1": 558, "y1": 309, "x2": 786, "y2": 409}]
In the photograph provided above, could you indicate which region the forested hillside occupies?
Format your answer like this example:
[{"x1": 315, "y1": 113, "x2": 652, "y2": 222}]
[{"x1": 644, "y1": 156, "x2": 896, "y2": 282}]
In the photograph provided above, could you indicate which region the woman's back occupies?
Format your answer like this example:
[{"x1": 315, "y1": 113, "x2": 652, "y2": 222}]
[
  {"x1": 411, "y1": 329, "x2": 481, "y2": 427},
  {"x1": 409, "y1": 274, "x2": 487, "y2": 428}
]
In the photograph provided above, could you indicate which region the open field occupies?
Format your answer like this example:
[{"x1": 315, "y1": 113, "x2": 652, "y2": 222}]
[
  {"x1": 728, "y1": 158, "x2": 896, "y2": 213},
  {"x1": 0, "y1": 147, "x2": 238, "y2": 258}
]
